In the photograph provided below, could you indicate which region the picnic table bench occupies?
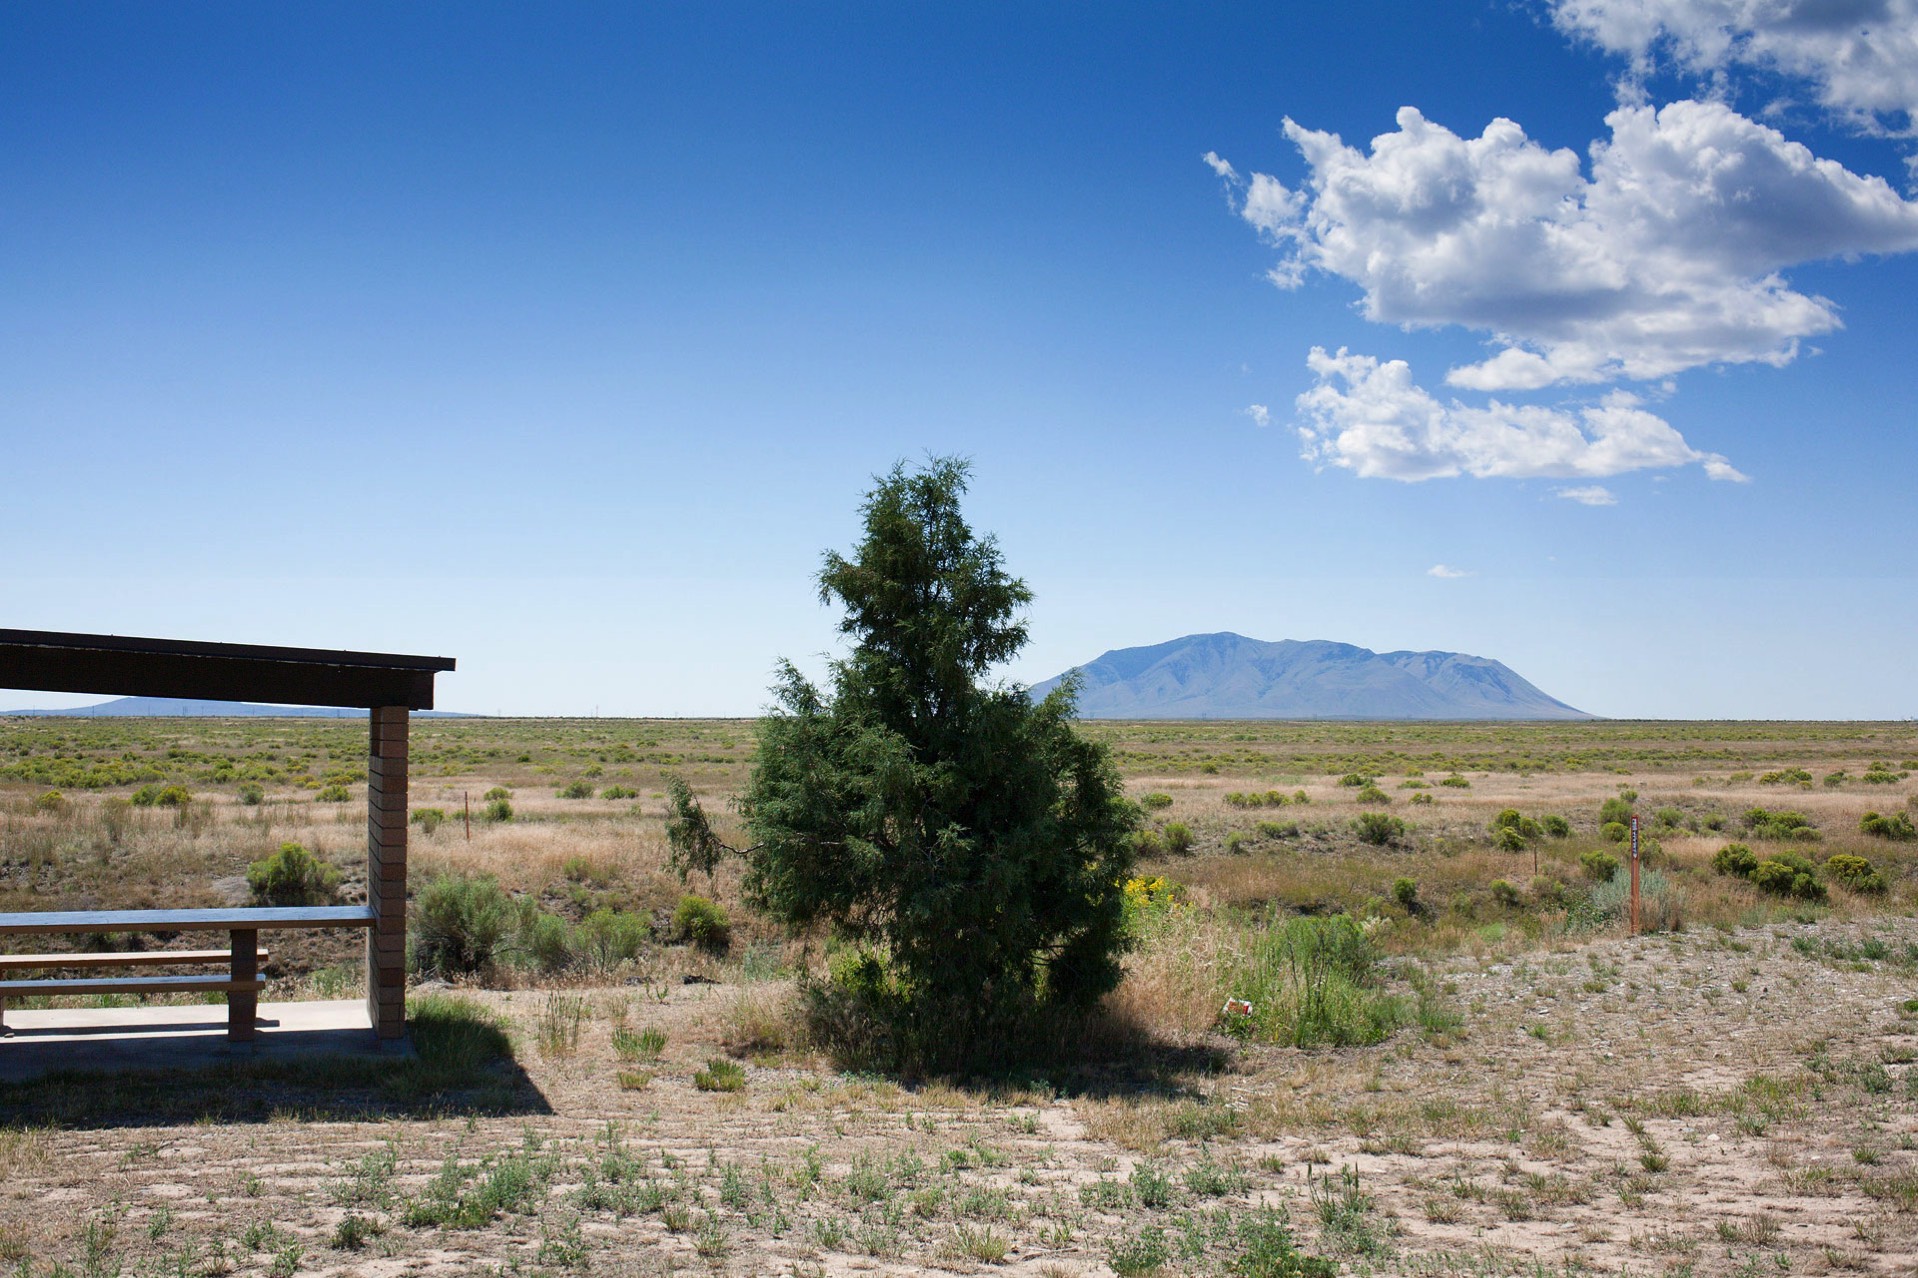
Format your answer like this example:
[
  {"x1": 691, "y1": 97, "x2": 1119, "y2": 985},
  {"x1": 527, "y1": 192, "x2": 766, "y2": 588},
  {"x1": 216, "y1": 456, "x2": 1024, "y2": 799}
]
[{"x1": 0, "y1": 906, "x2": 376, "y2": 1041}]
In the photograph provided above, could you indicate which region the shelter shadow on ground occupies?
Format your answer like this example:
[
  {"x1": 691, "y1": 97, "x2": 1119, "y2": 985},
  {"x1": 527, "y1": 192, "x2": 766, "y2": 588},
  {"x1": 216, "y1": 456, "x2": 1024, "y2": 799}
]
[{"x1": 0, "y1": 994, "x2": 547, "y2": 1130}]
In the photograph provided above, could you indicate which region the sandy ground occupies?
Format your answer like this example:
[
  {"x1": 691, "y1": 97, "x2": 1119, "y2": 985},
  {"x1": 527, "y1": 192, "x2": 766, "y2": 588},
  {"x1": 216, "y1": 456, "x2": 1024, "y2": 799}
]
[{"x1": 1, "y1": 916, "x2": 1914, "y2": 1278}]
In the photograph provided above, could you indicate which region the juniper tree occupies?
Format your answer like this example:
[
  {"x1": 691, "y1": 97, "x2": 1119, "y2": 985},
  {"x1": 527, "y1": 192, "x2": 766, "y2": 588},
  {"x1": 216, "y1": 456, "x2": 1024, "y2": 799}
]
[{"x1": 739, "y1": 457, "x2": 1136, "y2": 1070}]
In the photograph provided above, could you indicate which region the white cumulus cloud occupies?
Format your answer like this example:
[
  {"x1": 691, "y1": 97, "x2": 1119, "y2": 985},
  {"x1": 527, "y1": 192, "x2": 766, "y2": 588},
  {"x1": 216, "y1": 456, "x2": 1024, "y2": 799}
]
[
  {"x1": 1245, "y1": 403, "x2": 1272, "y2": 427},
  {"x1": 1215, "y1": 101, "x2": 1918, "y2": 389},
  {"x1": 1295, "y1": 346, "x2": 1746, "y2": 482},
  {"x1": 1427, "y1": 564, "x2": 1473, "y2": 578},
  {"x1": 1547, "y1": 0, "x2": 1918, "y2": 132},
  {"x1": 1556, "y1": 484, "x2": 1621, "y2": 505}
]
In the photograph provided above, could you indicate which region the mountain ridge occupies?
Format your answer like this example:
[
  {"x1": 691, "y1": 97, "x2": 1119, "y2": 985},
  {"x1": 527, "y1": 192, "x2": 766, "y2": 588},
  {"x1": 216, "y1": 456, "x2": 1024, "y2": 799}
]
[{"x1": 1027, "y1": 632, "x2": 1590, "y2": 720}]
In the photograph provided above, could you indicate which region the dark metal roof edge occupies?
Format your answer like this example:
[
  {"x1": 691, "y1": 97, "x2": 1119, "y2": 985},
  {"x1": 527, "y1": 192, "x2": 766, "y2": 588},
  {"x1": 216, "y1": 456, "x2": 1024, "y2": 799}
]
[{"x1": 0, "y1": 629, "x2": 456, "y2": 673}]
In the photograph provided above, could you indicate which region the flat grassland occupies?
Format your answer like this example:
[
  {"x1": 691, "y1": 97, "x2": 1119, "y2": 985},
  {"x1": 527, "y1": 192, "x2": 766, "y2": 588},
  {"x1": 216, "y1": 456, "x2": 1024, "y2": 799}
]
[{"x1": 1, "y1": 716, "x2": 1916, "y2": 1277}]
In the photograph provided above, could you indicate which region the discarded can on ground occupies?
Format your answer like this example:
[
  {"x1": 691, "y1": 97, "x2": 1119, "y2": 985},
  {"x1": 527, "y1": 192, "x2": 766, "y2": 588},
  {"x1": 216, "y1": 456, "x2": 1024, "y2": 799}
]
[{"x1": 1221, "y1": 998, "x2": 1254, "y2": 1017}]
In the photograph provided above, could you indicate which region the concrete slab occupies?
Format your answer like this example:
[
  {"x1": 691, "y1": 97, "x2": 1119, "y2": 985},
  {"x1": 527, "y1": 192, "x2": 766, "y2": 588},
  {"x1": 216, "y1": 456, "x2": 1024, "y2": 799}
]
[{"x1": 0, "y1": 1000, "x2": 408, "y2": 1080}]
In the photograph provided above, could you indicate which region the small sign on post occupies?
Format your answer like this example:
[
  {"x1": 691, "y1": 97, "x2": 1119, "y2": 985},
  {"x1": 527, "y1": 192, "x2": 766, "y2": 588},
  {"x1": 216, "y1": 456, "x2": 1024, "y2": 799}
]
[{"x1": 1628, "y1": 813, "x2": 1641, "y2": 937}]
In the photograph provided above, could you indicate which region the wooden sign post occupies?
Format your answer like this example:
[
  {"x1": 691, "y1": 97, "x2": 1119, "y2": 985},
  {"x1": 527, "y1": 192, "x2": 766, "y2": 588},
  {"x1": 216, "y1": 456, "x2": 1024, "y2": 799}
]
[{"x1": 1628, "y1": 813, "x2": 1641, "y2": 937}]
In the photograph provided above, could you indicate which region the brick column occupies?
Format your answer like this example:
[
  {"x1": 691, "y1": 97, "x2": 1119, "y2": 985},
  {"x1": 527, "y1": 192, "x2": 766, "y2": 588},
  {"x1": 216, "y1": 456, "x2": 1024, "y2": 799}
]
[{"x1": 366, "y1": 705, "x2": 409, "y2": 1040}]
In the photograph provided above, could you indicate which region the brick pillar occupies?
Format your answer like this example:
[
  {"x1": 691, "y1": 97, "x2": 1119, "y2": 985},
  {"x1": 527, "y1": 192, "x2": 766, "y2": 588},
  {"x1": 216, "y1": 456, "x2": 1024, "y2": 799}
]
[{"x1": 366, "y1": 705, "x2": 409, "y2": 1040}]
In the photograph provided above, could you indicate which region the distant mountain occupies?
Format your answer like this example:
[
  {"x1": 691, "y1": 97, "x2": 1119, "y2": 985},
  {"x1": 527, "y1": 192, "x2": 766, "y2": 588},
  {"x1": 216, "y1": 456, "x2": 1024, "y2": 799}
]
[
  {"x1": 1, "y1": 696, "x2": 471, "y2": 718},
  {"x1": 1028, "y1": 633, "x2": 1591, "y2": 720}
]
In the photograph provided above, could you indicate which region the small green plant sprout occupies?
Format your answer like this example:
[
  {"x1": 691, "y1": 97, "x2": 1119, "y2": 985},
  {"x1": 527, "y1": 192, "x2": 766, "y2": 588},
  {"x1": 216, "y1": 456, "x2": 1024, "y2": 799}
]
[
  {"x1": 557, "y1": 780, "x2": 596, "y2": 799},
  {"x1": 612, "y1": 1025, "x2": 667, "y2": 1061},
  {"x1": 246, "y1": 842, "x2": 341, "y2": 906},
  {"x1": 1712, "y1": 843, "x2": 1759, "y2": 877},
  {"x1": 1860, "y1": 810, "x2": 1916, "y2": 840},
  {"x1": 694, "y1": 1058, "x2": 746, "y2": 1092},
  {"x1": 1579, "y1": 849, "x2": 1620, "y2": 882},
  {"x1": 1353, "y1": 812, "x2": 1404, "y2": 845},
  {"x1": 673, "y1": 894, "x2": 731, "y2": 953},
  {"x1": 1825, "y1": 854, "x2": 1887, "y2": 893}
]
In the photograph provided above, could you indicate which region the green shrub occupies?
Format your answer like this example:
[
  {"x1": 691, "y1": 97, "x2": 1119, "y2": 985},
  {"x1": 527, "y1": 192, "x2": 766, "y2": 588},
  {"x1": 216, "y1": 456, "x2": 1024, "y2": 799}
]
[
  {"x1": 1744, "y1": 808, "x2": 1819, "y2": 840},
  {"x1": 32, "y1": 790, "x2": 67, "y2": 813},
  {"x1": 1223, "y1": 831, "x2": 1250, "y2": 854},
  {"x1": 1337, "y1": 773, "x2": 1370, "y2": 787},
  {"x1": 482, "y1": 797, "x2": 513, "y2": 822},
  {"x1": 482, "y1": 786, "x2": 512, "y2": 801},
  {"x1": 1439, "y1": 775, "x2": 1470, "y2": 788},
  {"x1": 1354, "y1": 784, "x2": 1390, "y2": 805},
  {"x1": 1139, "y1": 792, "x2": 1173, "y2": 810},
  {"x1": 1579, "y1": 849, "x2": 1620, "y2": 882},
  {"x1": 1255, "y1": 819, "x2": 1299, "y2": 839},
  {"x1": 1823, "y1": 770, "x2": 1848, "y2": 787},
  {"x1": 1748, "y1": 851, "x2": 1825, "y2": 901},
  {"x1": 411, "y1": 807, "x2": 447, "y2": 834},
  {"x1": 1759, "y1": 768, "x2": 1812, "y2": 785},
  {"x1": 1530, "y1": 874, "x2": 1568, "y2": 906},
  {"x1": 673, "y1": 895, "x2": 731, "y2": 953},
  {"x1": 1409, "y1": 792, "x2": 1434, "y2": 806},
  {"x1": 1516, "y1": 816, "x2": 1543, "y2": 840},
  {"x1": 574, "y1": 908, "x2": 651, "y2": 970},
  {"x1": 1162, "y1": 822, "x2": 1194, "y2": 854},
  {"x1": 1859, "y1": 810, "x2": 1916, "y2": 841},
  {"x1": 1225, "y1": 914, "x2": 1404, "y2": 1048},
  {"x1": 315, "y1": 783, "x2": 351, "y2": 803},
  {"x1": 1493, "y1": 826, "x2": 1526, "y2": 852},
  {"x1": 1653, "y1": 806, "x2": 1684, "y2": 828},
  {"x1": 413, "y1": 873, "x2": 514, "y2": 975},
  {"x1": 1133, "y1": 828, "x2": 1165, "y2": 857},
  {"x1": 1353, "y1": 812, "x2": 1404, "y2": 846},
  {"x1": 1491, "y1": 809, "x2": 1522, "y2": 831},
  {"x1": 246, "y1": 842, "x2": 341, "y2": 906},
  {"x1": 1598, "y1": 796, "x2": 1632, "y2": 826},
  {"x1": 1825, "y1": 854, "x2": 1887, "y2": 894},
  {"x1": 557, "y1": 780, "x2": 595, "y2": 799},
  {"x1": 131, "y1": 784, "x2": 191, "y2": 808},
  {"x1": 1390, "y1": 878, "x2": 1418, "y2": 911},
  {"x1": 1711, "y1": 843, "x2": 1758, "y2": 877},
  {"x1": 1490, "y1": 879, "x2": 1522, "y2": 907},
  {"x1": 1230, "y1": 1206, "x2": 1335, "y2": 1277},
  {"x1": 1541, "y1": 814, "x2": 1571, "y2": 837},
  {"x1": 237, "y1": 783, "x2": 264, "y2": 806},
  {"x1": 600, "y1": 785, "x2": 638, "y2": 800},
  {"x1": 1600, "y1": 821, "x2": 1628, "y2": 843}
]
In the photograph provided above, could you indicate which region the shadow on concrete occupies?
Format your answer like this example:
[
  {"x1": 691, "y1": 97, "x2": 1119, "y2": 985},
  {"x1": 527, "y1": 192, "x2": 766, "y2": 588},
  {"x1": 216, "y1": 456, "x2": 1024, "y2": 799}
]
[{"x1": 0, "y1": 1000, "x2": 551, "y2": 1129}]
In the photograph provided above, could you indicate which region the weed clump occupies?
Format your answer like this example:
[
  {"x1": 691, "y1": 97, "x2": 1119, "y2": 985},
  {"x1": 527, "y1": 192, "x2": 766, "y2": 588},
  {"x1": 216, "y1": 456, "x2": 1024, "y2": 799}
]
[
  {"x1": 1579, "y1": 849, "x2": 1620, "y2": 881},
  {"x1": 693, "y1": 1058, "x2": 746, "y2": 1092},
  {"x1": 1826, "y1": 854, "x2": 1887, "y2": 894},
  {"x1": 1224, "y1": 914, "x2": 1404, "y2": 1048},
  {"x1": 1748, "y1": 851, "x2": 1826, "y2": 901},
  {"x1": 413, "y1": 873, "x2": 515, "y2": 975},
  {"x1": 1744, "y1": 808, "x2": 1819, "y2": 841},
  {"x1": 1352, "y1": 812, "x2": 1404, "y2": 846},
  {"x1": 556, "y1": 780, "x2": 595, "y2": 799},
  {"x1": 673, "y1": 895, "x2": 731, "y2": 953},
  {"x1": 245, "y1": 842, "x2": 341, "y2": 906},
  {"x1": 1712, "y1": 843, "x2": 1759, "y2": 877},
  {"x1": 1859, "y1": 810, "x2": 1916, "y2": 841}
]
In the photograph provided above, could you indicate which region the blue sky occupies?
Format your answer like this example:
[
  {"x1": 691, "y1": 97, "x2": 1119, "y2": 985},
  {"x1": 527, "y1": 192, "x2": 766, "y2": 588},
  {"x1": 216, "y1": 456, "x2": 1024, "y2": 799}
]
[{"x1": 5, "y1": 2, "x2": 1916, "y2": 719}]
